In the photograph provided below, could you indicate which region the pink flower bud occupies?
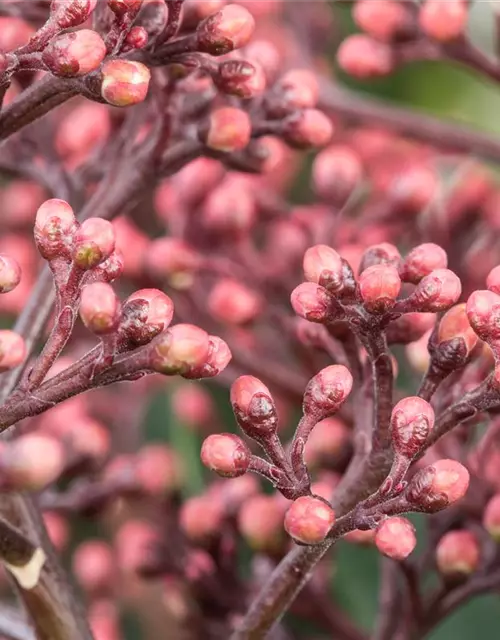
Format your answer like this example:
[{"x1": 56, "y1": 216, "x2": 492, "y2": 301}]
[
  {"x1": 80, "y1": 283, "x2": 120, "y2": 335},
  {"x1": 437, "y1": 303, "x2": 478, "y2": 356},
  {"x1": 73, "y1": 540, "x2": 114, "y2": 594},
  {"x1": 42, "y1": 30, "x2": 106, "y2": 77},
  {"x1": 400, "y1": 244, "x2": 448, "y2": 284},
  {"x1": 150, "y1": 324, "x2": 210, "y2": 375},
  {"x1": 0, "y1": 330, "x2": 26, "y2": 372},
  {"x1": 0, "y1": 255, "x2": 21, "y2": 293},
  {"x1": 487, "y1": 265, "x2": 500, "y2": 295},
  {"x1": 375, "y1": 517, "x2": 416, "y2": 560},
  {"x1": 202, "y1": 176, "x2": 256, "y2": 235},
  {"x1": 483, "y1": 494, "x2": 500, "y2": 541},
  {"x1": 124, "y1": 25, "x2": 148, "y2": 50},
  {"x1": 359, "y1": 264, "x2": 401, "y2": 313},
  {"x1": 303, "y1": 365, "x2": 353, "y2": 417},
  {"x1": 466, "y1": 290, "x2": 500, "y2": 341},
  {"x1": 201, "y1": 433, "x2": 251, "y2": 478},
  {"x1": 0, "y1": 17, "x2": 35, "y2": 51},
  {"x1": 72, "y1": 218, "x2": 115, "y2": 270},
  {"x1": 94, "y1": 250, "x2": 124, "y2": 283},
  {"x1": 100, "y1": 60, "x2": 151, "y2": 107},
  {"x1": 196, "y1": 4, "x2": 255, "y2": 55},
  {"x1": 43, "y1": 512, "x2": 69, "y2": 552},
  {"x1": 1, "y1": 434, "x2": 65, "y2": 490},
  {"x1": 391, "y1": 397, "x2": 434, "y2": 459},
  {"x1": 305, "y1": 417, "x2": 350, "y2": 467},
  {"x1": 337, "y1": 34, "x2": 394, "y2": 78},
  {"x1": 238, "y1": 494, "x2": 287, "y2": 551},
  {"x1": 50, "y1": 0, "x2": 97, "y2": 28},
  {"x1": 171, "y1": 383, "x2": 215, "y2": 430},
  {"x1": 387, "y1": 313, "x2": 436, "y2": 345},
  {"x1": 353, "y1": 0, "x2": 413, "y2": 42},
  {"x1": 312, "y1": 145, "x2": 363, "y2": 205},
  {"x1": 203, "y1": 107, "x2": 252, "y2": 152},
  {"x1": 35, "y1": 198, "x2": 77, "y2": 260},
  {"x1": 208, "y1": 279, "x2": 261, "y2": 325},
  {"x1": 179, "y1": 495, "x2": 224, "y2": 543},
  {"x1": 122, "y1": 288, "x2": 174, "y2": 345},
  {"x1": 419, "y1": 0, "x2": 468, "y2": 43},
  {"x1": 436, "y1": 530, "x2": 480, "y2": 576},
  {"x1": 406, "y1": 459, "x2": 470, "y2": 513},
  {"x1": 290, "y1": 283, "x2": 331, "y2": 323},
  {"x1": 284, "y1": 495, "x2": 335, "y2": 545},
  {"x1": 231, "y1": 375, "x2": 277, "y2": 438},
  {"x1": 146, "y1": 238, "x2": 200, "y2": 289},
  {"x1": 283, "y1": 109, "x2": 334, "y2": 149},
  {"x1": 359, "y1": 243, "x2": 401, "y2": 273},
  {"x1": 303, "y1": 245, "x2": 344, "y2": 291},
  {"x1": 278, "y1": 69, "x2": 319, "y2": 109},
  {"x1": 136, "y1": 445, "x2": 181, "y2": 496},
  {"x1": 215, "y1": 60, "x2": 266, "y2": 99},
  {"x1": 409, "y1": 269, "x2": 462, "y2": 312},
  {"x1": 108, "y1": 0, "x2": 143, "y2": 16}
]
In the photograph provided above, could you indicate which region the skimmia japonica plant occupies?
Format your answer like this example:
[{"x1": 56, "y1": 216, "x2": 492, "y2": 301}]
[{"x1": 3, "y1": 1, "x2": 500, "y2": 640}]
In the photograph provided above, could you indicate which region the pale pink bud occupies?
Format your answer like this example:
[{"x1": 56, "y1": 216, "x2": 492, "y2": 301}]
[
  {"x1": 208, "y1": 279, "x2": 261, "y2": 325},
  {"x1": 72, "y1": 218, "x2": 115, "y2": 270},
  {"x1": 391, "y1": 397, "x2": 435, "y2": 459},
  {"x1": 35, "y1": 199, "x2": 77, "y2": 260},
  {"x1": 406, "y1": 459, "x2": 470, "y2": 513},
  {"x1": 487, "y1": 265, "x2": 500, "y2": 295},
  {"x1": 375, "y1": 517, "x2": 416, "y2": 560},
  {"x1": 312, "y1": 145, "x2": 363, "y2": 205},
  {"x1": 387, "y1": 312, "x2": 436, "y2": 345},
  {"x1": 42, "y1": 30, "x2": 106, "y2": 77},
  {"x1": 303, "y1": 245, "x2": 344, "y2": 292},
  {"x1": 437, "y1": 303, "x2": 478, "y2": 356},
  {"x1": 122, "y1": 288, "x2": 174, "y2": 344},
  {"x1": 466, "y1": 290, "x2": 500, "y2": 341},
  {"x1": 283, "y1": 109, "x2": 333, "y2": 149},
  {"x1": 80, "y1": 283, "x2": 120, "y2": 335},
  {"x1": 284, "y1": 495, "x2": 335, "y2": 545},
  {"x1": 360, "y1": 243, "x2": 401, "y2": 273},
  {"x1": 303, "y1": 365, "x2": 353, "y2": 417},
  {"x1": 410, "y1": 269, "x2": 461, "y2": 312},
  {"x1": 1, "y1": 435, "x2": 65, "y2": 490},
  {"x1": 215, "y1": 60, "x2": 266, "y2": 99},
  {"x1": 150, "y1": 324, "x2": 210, "y2": 375},
  {"x1": 179, "y1": 495, "x2": 224, "y2": 543},
  {"x1": 187, "y1": 335, "x2": 232, "y2": 379},
  {"x1": 101, "y1": 60, "x2": 151, "y2": 107},
  {"x1": 0, "y1": 330, "x2": 26, "y2": 372},
  {"x1": 359, "y1": 264, "x2": 401, "y2": 313},
  {"x1": 201, "y1": 433, "x2": 251, "y2": 478},
  {"x1": 146, "y1": 238, "x2": 200, "y2": 289},
  {"x1": 419, "y1": 0, "x2": 468, "y2": 43},
  {"x1": 0, "y1": 17, "x2": 35, "y2": 51},
  {"x1": 50, "y1": 0, "x2": 97, "y2": 28},
  {"x1": 0, "y1": 255, "x2": 21, "y2": 294},
  {"x1": 305, "y1": 417, "x2": 350, "y2": 467},
  {"x1": 290, "y1": 283, "x2": 331, "y2": 323},
  {"x1": 436, "y1": 530, "x2": 480, "y2": 576},
  {"x1": 196, "y1": 4, "x2": 255, "y2": 55},
  {"x1": 238, "y1": 494, "x2": 287, "y2": 551},
  {"x1": 203, "y1": 107, "x2": 252, "y2": 152},
  {"x1": 136, "y1": 445, "x2": 181, "y2": 495},
  {"x1": 354, "y1": 0, "x2": 413, "y2": 42},
  {"x1": 43, "y1": 512, "x2": 69, "y2": 551},
  {"x1": 400, "y1": 244, "x2": 448, "y2": 284},
  {"x1": 483, "y1": 494, "x2": 500, "y2": 541},
  {"x1": 171, "y1": 383, "x2": 214, "y2": 429},
  {"x1": 73, "y1": 540, "x2": 114, "y2": 594},
  {"x1": 230, "y1": 375, "x2": 277, "y2": 438},
  {"x1": 337, "y1": 34, "x2": 394, "y2": 78},
  {"x1": 278, "y1": 69, "x2": 319, "y2": 109}
]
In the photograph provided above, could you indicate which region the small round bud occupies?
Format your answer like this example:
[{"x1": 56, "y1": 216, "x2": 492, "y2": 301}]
[
  {"x1": 179, "y1": 495, "x2": 224, "y2": 544},
  {"x1": 1, "y1": 435, "x2": 65, "y2": 490},
  {"x1": 437, "y1": 303, "x2": 478, "y2": 360},
  {"x1": 191, "y1": 335, "x2": 232, "y2": 379},
  {"x1": 406, "y1": 459, "x2": 470, "y2": 513},
  {"x1": 136, "y1": 445, "x2": 181, "y2": 496},
  {"x1": 337, "y1": 34, "x2": 394, "y2": 78},
  {"x1": 303, "y1": 245, "x2": 344, "y2": 292},
  {"x1": 487, "y1": 265, "x2": 500, "y2": 295},
  {"x1": 150, "y1": 324, "x2": 210, "y2": 375},
  {"x1": 0, "y1": 255, "x2": 21, "y2": 293},
  {"x1": 124, "y1": 26, "x2": 148, "y2": 50},
  {"x1": 196, "y1": 4, "x2": 255, "y2": 55},
  {"x1": 238, "y1": 494, "x2": 287, "y2": 552},
  {"x1": 230, "y1": 375, "x2": 277, "y2": 438},
  {"x1": 284, "y1": 496, "x2": 335, "y2": 545},
  {"x1": 42, "y1": 29, "x2": 106, "y2": 77},
  {"x1": 122, "y1": 288, "x2": 174, "y2": 345},
  {"x1": 312, "y1": 145, "x2": 363, "y2": 205},
  {"x1": 410, "y1": 269, "x2": 461, "y2": 312},
  {"x1": 202, "y1": 107, "x2": 252, "y2": 152},
  {"x1": 303, "y1": 365, "x2": 353, "y2": 418},
  {"x1": 215, "y1": 60, "x2": 266, "y2": 99},
  {"x1": 359, "y1": 264, "x2": 401, "y2": 313},
  {"x1": 359, "y1": 243, "x2": 401, "y2": 273},
  {"x1": 72, "y1": 218, "x2": 115, "y2": 270},
  {"x1": 50, "y1": 0, "x2": 97, "y2": 28},
  {"x1": 436, "y1": 530, "x2": 480, "y2": 577},
  {"x1": 290, "y1": 283, "x2": 331, "y2": 323},
  {"x1": 73, "y1": 540, "x2": 114, "y2": 594},
  {"x1": 353, "y1": 0, "x2": 413, "y2": 42},
  {"x1": 283, "y1": 109, "x2": 333, "y2": 149},
  {"x1": 201, "y1": 433, "x2": 251, "y2": 478},
  {"x1": 278, "y1": 69, "x2": 319, "y2": 109},
  {"x1": 0, "y1": 330, "x2": 26, "y2": 372},
  {"x1": 108, "y1": 0, "x2": 143, "y2": 16},
  {"x1": 387, "y1": 312, "x2": 436, "y2": 345},
  {"x1": 400, "y1": 244, "x2": 448, "y2": 284},
  {"x1": 146, "y1": 237, "x2": 200, "y2": 290},
  {"x1": 79, "y1": 283, "x2": 120, "y2": 335},
  {"x1": 375, "y1": 517, "x2": 417, "y2": 560},
  {"x1": 35, "y1": 199, "x2": 77, "y2": 260},
  {"x1": 466, "y1": 290, "x2": 500, "y2": 341},
  {"x1": 483, "y1": 494, "x2": 500, "y2": 541},
  {"x1": 208, "y1": 279, "x2": 261, "y2": 325},
  {"x1": 391, "y1": 396, "x2": 434, "y2": 459},
  {"x1": 419, "y1": 0, "x2": 468, "y2": 43},
  {"x1": 171, "y1": 383, "x2": 214, "y2": 430},
  {"x1": 100, "y1": 60, "x2": 151, "y2": 107},
  {"x1": 305, "y1": 417, "x2": 350, "y2": 467}
]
